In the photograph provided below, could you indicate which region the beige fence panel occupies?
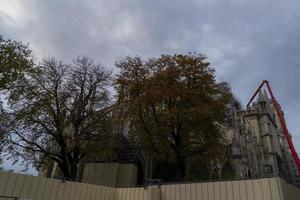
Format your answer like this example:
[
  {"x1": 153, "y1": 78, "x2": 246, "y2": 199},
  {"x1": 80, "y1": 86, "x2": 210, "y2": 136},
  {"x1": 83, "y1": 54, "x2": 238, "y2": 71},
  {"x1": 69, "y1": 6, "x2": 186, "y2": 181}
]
[
  {"x1": 279, "y1": 179, "x2": 300, "y2": 200},
  {"x1": 1, "y1": 171, "x2": 300, "y2": 200},
  {"x1": 115, "y1": 186, "x2": 160, "y2": 200},
  {"x1": 0, "y1": 171, "x2": 114, "y2": 200},
  {"x1": 160, "y1": 178, "x2": 288, "y2": 200}
]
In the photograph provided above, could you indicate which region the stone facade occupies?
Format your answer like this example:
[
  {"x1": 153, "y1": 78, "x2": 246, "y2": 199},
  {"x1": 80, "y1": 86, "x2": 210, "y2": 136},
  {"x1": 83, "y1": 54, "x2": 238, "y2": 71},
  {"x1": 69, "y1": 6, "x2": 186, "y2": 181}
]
[{"x1": 231, "y1": 90, "x2": 299, "y2": 185}]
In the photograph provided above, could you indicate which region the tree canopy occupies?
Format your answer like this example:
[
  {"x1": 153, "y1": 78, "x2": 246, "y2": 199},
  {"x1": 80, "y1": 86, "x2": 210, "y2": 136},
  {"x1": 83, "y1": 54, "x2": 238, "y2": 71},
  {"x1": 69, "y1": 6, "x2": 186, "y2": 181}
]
[
  {"x1": 115, "y1": 54, "x2": 231, "y2": 181},
  {"x1": 5, "y1": 57, "x2": 115, "y2": 179},
  {"x1": 1, "y1": 45, "x2": 233, "y2": 182},
  {"x1": 0, "y1": 35, "x2": 34, "y2": 90},
  {"x1": 0, "y1": 102, "x2": 5, "y2": 170}
]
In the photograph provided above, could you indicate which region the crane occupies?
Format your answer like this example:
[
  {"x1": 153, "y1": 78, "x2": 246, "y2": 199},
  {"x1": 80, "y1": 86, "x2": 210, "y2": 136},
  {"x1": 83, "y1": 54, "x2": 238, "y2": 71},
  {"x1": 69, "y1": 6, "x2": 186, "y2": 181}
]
[{"x1": 247, "y1": 80, "x2": 300, "y2": 173}]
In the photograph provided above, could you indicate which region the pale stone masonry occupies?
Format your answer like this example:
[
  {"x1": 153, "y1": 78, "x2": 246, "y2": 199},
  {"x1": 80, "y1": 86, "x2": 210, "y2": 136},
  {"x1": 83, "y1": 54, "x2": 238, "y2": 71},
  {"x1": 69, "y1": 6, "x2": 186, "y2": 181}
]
[{"x1": 231, "y1": 90, "x2": 299, "y2": 185}]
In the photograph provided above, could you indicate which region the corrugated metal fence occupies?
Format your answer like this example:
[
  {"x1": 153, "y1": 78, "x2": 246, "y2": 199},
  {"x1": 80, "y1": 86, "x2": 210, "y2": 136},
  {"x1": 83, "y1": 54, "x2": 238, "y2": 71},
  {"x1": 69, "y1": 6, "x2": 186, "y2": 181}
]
[{"x1": 1, "y1": 171, "x2": 300, "y2": 200}]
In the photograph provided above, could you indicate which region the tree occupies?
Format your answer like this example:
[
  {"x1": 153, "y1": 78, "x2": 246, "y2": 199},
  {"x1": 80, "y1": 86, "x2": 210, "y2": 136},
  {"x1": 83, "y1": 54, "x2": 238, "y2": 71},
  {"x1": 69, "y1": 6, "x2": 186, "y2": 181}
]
[
  {"x1": 115, "y1": 53, "x2": 230, "y2": 181},
  {"x1": 0, "y1": 35, "x2": 34, "y2": 171},
  {"x1": 0, "y1": 35, "x2": 34, "y2": 89},
  {"x1": 0, "y1": 102, "x2": 5, "y2": 170},
  {"x1": 5, "y1": 57, "x2": 115, "y2": 179}
]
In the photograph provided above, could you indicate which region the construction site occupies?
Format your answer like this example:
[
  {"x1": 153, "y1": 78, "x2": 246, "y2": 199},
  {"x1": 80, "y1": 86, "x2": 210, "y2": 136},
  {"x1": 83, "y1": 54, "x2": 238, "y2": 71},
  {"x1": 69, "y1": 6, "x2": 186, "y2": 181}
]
[
  {"x1": 2, "y1": 0, "x2": 300, "y2": 198},
  {"x1": 231, "y1": 80, "x2": 300, "y2": 185},
  {"x1": 73, "y1": 80, "x2": 300, "y2": 187},
  {"x1": 1, "y1": 80, "x2": 300, "y2": 200}
]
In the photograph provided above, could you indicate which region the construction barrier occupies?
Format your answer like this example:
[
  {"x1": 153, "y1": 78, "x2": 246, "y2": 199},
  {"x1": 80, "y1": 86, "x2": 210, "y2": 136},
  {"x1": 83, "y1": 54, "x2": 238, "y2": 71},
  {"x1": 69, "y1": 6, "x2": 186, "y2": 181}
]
[{"x1": 1, "y1": 171, "x2": 300, "y2": 200}]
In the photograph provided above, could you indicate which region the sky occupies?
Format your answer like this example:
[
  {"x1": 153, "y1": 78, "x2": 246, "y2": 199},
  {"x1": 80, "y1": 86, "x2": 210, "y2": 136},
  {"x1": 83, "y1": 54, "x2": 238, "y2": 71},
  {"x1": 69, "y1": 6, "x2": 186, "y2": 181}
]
[{"x1": 1, "y1": 0, "x2": 300, "y2": 173}]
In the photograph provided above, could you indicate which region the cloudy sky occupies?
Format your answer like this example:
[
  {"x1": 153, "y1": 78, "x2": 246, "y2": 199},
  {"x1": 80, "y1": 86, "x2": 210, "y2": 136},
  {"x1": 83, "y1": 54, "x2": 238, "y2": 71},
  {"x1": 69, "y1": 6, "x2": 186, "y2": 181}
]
[{"x1": 1, "y1": 0, "x2": 300, "y2": 173}]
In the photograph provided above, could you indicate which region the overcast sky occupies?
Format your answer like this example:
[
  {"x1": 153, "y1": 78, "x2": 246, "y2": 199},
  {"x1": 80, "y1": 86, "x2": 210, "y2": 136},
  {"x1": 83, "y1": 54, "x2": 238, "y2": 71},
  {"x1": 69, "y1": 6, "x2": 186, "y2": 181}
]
[{"x1": 1, "y1": 0, "x2": 300, "y2": 173}]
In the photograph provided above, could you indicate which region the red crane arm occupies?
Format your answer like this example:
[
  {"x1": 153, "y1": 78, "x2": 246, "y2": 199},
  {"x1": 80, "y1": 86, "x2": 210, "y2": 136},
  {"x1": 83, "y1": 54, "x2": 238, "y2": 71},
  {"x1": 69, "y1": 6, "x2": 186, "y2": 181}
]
[
  {"x1": 247, "y1": 80, "x2": 300, "y2": 173},
  {"x1": 246, "y1": 81, "x2": 266, "y2": 108}
]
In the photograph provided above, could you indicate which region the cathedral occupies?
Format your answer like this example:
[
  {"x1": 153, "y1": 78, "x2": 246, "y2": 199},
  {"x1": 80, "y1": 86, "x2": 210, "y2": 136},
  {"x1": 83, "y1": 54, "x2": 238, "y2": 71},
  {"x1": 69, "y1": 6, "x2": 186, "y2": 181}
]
[{"x1": 230, "y1": 90, "x2": 299, "y2": 185}]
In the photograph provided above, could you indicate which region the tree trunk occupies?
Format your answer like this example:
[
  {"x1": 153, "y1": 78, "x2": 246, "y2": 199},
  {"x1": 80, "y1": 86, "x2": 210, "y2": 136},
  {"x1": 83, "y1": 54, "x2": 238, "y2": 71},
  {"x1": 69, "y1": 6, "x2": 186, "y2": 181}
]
[
  {"x1": 143, "y1": 155, "x2": 154, "y2": 181},
  {"x1": 185, "y1": 158, "x2": 191, "y2": 180},
  {"x1": 61, "y1": 164, "x2": 77, "y2": 180},
  {"x1": 175, "y1": 154, "x2": 186, "y2": 181},
  {"x1": 58, "y1": 154, "x2": 78, "y2": 181}
]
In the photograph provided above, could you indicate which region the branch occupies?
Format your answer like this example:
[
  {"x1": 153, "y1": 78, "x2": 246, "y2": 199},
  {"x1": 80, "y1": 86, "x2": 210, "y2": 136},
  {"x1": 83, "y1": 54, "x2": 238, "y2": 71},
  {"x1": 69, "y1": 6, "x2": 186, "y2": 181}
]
[{"x1": 12, "y1": 130, "x2": 62, "y2": 161}]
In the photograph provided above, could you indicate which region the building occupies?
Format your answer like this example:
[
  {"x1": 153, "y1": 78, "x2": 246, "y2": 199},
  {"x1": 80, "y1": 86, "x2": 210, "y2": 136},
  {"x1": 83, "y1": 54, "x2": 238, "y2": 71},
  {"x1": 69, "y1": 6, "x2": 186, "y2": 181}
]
[{"x1": 230, "y1": 90, "x2": 299, "y2": 185}]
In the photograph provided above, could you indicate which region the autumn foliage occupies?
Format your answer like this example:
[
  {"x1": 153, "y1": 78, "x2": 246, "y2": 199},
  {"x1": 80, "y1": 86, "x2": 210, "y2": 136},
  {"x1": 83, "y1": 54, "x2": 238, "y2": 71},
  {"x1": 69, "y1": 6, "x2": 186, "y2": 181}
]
[
  {"x1": 115, "y1": 54, "x2": 230, "y2": 181},
  {"x1": 1, "y1": 37, "x2": 232, "y2": 181}
]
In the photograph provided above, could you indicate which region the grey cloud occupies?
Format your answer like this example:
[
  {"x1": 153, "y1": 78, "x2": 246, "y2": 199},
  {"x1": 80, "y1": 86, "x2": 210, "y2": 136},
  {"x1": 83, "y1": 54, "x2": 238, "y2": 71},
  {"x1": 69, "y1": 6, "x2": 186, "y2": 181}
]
[{"x1": 1, "y1": 0, "x2": 300, "y2": 151}]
